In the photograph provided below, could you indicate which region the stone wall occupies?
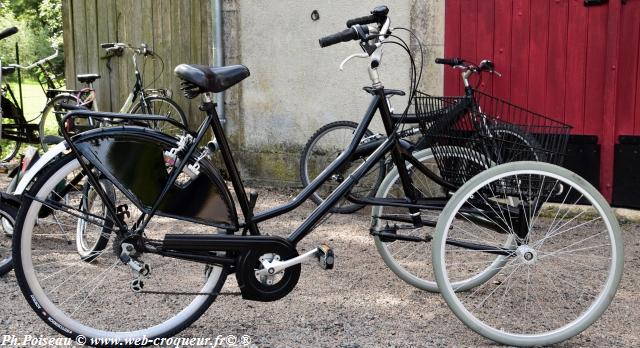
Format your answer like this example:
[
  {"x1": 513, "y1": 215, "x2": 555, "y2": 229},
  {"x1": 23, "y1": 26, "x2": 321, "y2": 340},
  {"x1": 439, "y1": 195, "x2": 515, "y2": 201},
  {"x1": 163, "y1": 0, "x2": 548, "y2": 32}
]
[{"x1": 220, "y1": 0, "x2": 444, "y2": 186}]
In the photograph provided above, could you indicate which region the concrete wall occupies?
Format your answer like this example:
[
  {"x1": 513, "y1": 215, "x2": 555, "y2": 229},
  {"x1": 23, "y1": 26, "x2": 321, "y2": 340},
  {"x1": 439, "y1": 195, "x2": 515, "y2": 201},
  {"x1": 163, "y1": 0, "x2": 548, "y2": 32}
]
[{"x1": 221, "y1": 0, "x2": 444, "y2": 186}]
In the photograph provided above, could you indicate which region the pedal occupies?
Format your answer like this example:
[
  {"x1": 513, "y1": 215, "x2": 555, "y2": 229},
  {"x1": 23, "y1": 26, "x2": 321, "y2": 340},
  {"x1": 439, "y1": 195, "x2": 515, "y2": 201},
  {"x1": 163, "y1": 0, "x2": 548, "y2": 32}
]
[
  {"x1": 315, "y1": 243, "x2": 334, "y2": 270},
  {"x1": 248, "y1": 191, "x2": 258, "y2": 212},
  {"x1": 130, "y1": 278, "x2": 144, "y2": 293}
]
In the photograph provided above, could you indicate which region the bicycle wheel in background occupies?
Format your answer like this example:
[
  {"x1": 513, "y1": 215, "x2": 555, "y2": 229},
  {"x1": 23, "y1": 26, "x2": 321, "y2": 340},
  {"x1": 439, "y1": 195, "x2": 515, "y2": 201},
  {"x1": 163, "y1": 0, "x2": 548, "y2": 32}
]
[
  {"x1": 300, "y1": 121, "x2": 386, "y2": 214},
  {"x1": 489, "y1": 124, "x2": 543, "y2": 163},
  {"x1": 432, "y1": 161, "x2": 623, "y2": 346},
  {"x1": 0, "y1": 200, "x2": 17, "y2": 276},
  {"x1": 1, "y1": 96, "x2": 22, "y2": 162},
  {"x1": 131, "y1": 96, "x2": 189, "y2": 137},
  {"x1": 13, "y1": 152, "x2": 228, "y2": 342},
  {"x1": 372, "y1": 148, "x2": 511, "y2": 292},
  {"x1": 39, "y1": 94, "x2": 80, "y2": 152}
]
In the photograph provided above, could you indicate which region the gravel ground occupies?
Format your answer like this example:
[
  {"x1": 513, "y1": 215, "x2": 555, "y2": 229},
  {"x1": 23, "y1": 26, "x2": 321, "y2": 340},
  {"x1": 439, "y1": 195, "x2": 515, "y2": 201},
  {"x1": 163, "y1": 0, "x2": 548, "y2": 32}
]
[{"x1": 1, "y1": 180, "x2": 639, "y2": 347}]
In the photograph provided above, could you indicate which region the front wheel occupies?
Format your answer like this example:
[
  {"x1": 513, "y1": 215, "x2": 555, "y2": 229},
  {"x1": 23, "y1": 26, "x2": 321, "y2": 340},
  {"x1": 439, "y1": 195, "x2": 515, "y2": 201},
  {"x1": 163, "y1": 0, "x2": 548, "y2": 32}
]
[
  {"x1": 131, "y1": 96, "x2": 189, "y2": 137},
  {"x1": 1, "y1": 96, "x2": 23, "y2": 162},
  {"x1": 0, "y1": 201, "x2": 17, "y2": 276},
  {"x1": 432, "y1": 162, "x2": 623, "y2": 346},
  {"x1": 300, "y1": 120, "x2": 386, "y2": 214}
]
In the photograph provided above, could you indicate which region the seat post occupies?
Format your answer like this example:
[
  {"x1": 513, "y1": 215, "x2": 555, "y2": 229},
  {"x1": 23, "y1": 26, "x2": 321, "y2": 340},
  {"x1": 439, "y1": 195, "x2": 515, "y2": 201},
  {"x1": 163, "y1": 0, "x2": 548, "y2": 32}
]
[{"x1": 202, "y1": 93, "x2": 258, "y2": 234}]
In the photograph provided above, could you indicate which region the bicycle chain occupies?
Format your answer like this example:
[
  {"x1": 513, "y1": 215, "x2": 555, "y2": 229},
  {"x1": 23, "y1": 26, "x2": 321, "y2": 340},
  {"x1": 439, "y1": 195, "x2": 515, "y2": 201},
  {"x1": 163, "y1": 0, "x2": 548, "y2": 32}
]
[{"x1": 136, "y1": 238, "x2": 241, "y2": 296}]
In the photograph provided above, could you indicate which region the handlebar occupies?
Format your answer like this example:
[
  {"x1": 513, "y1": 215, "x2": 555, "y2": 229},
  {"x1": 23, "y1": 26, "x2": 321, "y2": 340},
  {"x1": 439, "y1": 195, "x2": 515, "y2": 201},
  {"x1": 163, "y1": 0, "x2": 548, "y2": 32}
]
[
  {"x1": 346, "y1": 15, "x2": 378, "y2": 28},
  {"x1": 346, "y1": 5, "x2": 389, "y2": 27},
  {"x1": 10, "y1": 49, "x2": 59, "y2": 70},
  {"x1": 0, "y1": 27, "x2": 18, "y2": 41},
  {"x1": 319, "y1": 28, "x2": 361, "y2": 48},
  {"x1": 101, "y1": 42, "x2": 154, "y2": 57},
  {"x1": 435, "y1": 57, "x2": 465, "y2": 67}
]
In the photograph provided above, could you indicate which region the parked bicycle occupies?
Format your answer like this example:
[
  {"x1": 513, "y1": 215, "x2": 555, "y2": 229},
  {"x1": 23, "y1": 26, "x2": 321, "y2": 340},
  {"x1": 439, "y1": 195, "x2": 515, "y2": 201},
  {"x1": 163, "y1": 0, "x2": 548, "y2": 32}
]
[
  {"x1": 300, "y1": 59, "x2": 542, "y2": 214},
  {"x1": 0, "y1": 42, "x2": 189, "y2": 159},
  {"x1": 0, "y1": 41, "x2": 189, "y2": 274},
  {"x1": 11, "y1": 7, "x2": 622, "y2": 347}
]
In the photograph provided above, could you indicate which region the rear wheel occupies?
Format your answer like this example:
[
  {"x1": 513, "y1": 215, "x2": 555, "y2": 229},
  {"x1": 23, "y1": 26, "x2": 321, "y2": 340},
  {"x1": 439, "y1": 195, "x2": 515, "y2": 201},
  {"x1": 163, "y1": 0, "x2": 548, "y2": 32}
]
[
  {"x1": 373, "y1": 148, "x2": 511, "y2": 292},
  {"x1": 432, "y1": 162, "x2": 623, "y2": 346},
  {"x1": 13, "y1": 153, "x2": 227, "y2": 343}
]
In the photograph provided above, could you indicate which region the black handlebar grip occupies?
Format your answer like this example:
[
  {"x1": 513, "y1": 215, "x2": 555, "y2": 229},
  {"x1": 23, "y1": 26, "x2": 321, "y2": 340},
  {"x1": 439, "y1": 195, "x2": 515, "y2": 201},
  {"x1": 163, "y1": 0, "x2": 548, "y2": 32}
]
[
  {"x1": 346, "y1": 14, "x2": 378, "y2": 28},
  {"x1": 101, "y1": 43, "x2": 116, "y2": 49},
  {"x1": 0, "y1": 27, "x2": 18, "y2": 41},
  {"x1": 435, "y1": 57, "x2": 465, "y2": 66},
  {"x1": 319, "y1": 28, "x2": 358, "y2": 48}
]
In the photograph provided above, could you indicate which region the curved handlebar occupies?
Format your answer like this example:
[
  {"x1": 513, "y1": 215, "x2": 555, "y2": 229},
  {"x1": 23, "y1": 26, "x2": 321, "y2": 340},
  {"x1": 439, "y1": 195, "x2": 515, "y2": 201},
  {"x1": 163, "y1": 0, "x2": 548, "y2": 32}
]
[
  {"x1": 11, "y1": 49, "x2": 59, "y2": 70},
  {"x1": 346, "y1": 15, "x2": 378, "y2": 28},
  {"x1": 101, "y1": 42, "x2": 154, "y2": 57},
  {"x1": 0, "y1": 27, "x2": 18, "y2": 41}
]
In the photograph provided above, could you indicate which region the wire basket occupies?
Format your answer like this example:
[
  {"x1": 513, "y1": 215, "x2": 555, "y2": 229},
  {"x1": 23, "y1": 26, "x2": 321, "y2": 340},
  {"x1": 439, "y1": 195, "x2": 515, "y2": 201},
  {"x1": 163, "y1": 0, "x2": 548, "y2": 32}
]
[{"x1": 416, "y1": 90, "x2": 572, "y2": 189}]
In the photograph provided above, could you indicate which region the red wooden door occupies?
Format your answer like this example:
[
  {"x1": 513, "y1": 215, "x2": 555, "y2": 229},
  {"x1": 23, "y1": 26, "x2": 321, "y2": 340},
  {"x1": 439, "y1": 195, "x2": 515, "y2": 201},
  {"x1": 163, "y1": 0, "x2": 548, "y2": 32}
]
[{"x1": 444, "y1": 0, "x2": 640, "y2": 201}]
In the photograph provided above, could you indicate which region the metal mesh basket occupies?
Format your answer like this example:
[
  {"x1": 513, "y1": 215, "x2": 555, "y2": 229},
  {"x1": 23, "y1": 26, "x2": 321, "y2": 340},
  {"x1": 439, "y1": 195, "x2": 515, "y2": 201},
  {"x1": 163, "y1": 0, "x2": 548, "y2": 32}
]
[{"x1": 416, "y1": 90, "x2": 572, "y2": 189}]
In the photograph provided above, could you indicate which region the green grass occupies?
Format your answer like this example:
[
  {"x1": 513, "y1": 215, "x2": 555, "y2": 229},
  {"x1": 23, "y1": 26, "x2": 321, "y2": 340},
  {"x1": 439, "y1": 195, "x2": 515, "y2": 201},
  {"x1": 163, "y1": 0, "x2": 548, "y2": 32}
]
[{"x1": 7, "y1": 79, "x2": 49, "y2": 122}]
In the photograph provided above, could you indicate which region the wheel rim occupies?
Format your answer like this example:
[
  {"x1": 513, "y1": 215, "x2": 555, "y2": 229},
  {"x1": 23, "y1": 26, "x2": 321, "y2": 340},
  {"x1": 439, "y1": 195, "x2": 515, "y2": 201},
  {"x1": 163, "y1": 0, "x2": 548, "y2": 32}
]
[
  {"x1": 18, "y1": 158, "x2": 224, "y2": 339},
  {"x1": 40, "y1": 95, "x2": 79, "y2": 153},
  {"x1": 433, "y1": 162, "x2": 622, "y2": 345},
  {"x1": 373, "y1": 149, "x2": 511, "y2": 292}
]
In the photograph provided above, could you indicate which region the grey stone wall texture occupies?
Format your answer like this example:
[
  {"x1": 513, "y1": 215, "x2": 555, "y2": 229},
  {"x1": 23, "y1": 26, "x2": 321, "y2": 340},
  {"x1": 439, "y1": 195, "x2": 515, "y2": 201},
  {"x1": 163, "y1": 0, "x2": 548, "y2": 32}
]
[{"x1": 221, "y1": 0, "x2": 444, "y2": 186}]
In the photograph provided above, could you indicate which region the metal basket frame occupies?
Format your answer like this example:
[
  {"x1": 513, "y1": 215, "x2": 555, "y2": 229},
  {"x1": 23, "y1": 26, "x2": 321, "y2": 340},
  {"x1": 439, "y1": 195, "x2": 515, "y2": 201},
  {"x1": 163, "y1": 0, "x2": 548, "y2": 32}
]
[{"x1": 411, "y1": 90, "x2": 572, "y2": 189}]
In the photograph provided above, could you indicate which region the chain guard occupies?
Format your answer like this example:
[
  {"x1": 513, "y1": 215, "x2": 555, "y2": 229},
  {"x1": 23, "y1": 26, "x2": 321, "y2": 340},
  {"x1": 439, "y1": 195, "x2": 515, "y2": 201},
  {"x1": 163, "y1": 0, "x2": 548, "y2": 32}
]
[{"x1": 235, "y1": 245, "x2": 301, "y2": 302}]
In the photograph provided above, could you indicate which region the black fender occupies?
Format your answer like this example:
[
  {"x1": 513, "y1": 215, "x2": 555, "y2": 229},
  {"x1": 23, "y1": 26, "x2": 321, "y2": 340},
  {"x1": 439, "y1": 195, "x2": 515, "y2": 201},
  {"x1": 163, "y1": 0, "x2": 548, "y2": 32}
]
[{"x1": 71, "y1": 126, "x2": 238, "y2": 229}]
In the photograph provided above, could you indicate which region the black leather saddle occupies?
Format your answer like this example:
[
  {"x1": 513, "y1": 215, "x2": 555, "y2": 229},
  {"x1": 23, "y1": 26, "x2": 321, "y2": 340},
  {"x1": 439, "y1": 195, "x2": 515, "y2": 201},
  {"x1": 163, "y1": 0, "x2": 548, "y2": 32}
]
[
  {"x1": 77, "y1": 74, "x2": 101, "y2": 84},
  {"x1": 174, "y1": 64, "x2": 250, "y2": 94}
]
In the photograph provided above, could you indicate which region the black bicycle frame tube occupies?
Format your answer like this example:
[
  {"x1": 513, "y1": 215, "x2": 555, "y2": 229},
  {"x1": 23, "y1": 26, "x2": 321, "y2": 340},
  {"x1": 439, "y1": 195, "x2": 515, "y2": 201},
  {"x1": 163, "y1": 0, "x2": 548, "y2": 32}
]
[{"x1": 251, "y1": 95, "x2": 382, "y2": 224}]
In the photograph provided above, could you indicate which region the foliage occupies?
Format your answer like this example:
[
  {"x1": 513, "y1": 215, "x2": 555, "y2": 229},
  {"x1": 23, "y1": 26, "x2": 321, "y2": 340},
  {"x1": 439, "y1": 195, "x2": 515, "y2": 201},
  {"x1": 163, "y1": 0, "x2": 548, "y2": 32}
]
[{"x1": 1, "y1": 0, "x2": 63, "y2": 81}]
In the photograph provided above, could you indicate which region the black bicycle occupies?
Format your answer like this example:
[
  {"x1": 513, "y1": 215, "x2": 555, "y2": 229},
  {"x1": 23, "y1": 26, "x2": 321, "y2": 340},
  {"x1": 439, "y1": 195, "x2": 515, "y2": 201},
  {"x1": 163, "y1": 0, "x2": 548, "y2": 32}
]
[
  {"x1": 300, "y1": 59, "x2": 543, "y2": 214},
  {"x1": 12, "y1": 7, "x2": 622, "y2": 347}
]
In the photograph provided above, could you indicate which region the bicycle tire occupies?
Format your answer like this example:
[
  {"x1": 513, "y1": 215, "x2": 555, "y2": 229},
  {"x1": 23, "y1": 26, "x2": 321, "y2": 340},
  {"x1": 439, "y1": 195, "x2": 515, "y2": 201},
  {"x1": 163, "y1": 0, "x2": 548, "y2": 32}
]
[
  {"x1": 131, "y1": 96, "x2": 189, "y2": 136},
  {"x1": 300, "y1": 120, "x2": 385, "y2": 214},
  {"x1": 13, "y1": 152, "x2": 229, "y2": 344},
  {"x1": 373, "y1": 147, "x2": 511, "y2": 292},
  {"x1": 39, "y1": 94, "x2": 80, "y2": 152},
  {"x1": 432, "y1": 161, "x2": 623, "y2": 346}
]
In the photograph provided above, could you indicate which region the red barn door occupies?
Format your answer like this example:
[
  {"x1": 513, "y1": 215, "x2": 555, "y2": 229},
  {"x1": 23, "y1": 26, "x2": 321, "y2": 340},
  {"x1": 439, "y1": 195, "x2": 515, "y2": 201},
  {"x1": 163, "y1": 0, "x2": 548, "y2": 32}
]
[{"x1": 444, "y1": 0, "x2": 640, "y2": 203}]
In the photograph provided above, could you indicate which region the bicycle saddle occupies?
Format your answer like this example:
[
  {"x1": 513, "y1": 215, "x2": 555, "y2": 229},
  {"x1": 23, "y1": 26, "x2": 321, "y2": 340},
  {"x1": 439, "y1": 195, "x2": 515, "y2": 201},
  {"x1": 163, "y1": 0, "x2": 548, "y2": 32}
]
[
  {"x1": 1, "y1": 66, "x2": 16, "y2": 76},
  {"x1": 77, "y1": 74, "x2": 101, "y2": 84},
  {"x1": 174, "y1": 64, "x2": 250, "y2": 96}
]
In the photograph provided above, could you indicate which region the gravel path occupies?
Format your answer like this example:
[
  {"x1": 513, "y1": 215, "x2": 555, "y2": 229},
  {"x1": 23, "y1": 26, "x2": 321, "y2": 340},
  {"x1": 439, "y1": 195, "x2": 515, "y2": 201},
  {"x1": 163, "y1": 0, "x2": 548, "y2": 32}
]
[{"x1": 1, "y1": 184, "x2": 638, "y2": 347}]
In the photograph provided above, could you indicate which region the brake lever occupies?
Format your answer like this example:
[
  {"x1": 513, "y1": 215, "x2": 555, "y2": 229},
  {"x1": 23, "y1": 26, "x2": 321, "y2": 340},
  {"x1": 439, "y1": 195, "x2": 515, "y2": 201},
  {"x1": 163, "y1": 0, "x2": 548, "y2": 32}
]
[
  {"x1": 339, "y1": 53, "x2": 368, "y2": 71},
  {"x1": 492, "y1": 70, "x2": 502, "y2": 77}
]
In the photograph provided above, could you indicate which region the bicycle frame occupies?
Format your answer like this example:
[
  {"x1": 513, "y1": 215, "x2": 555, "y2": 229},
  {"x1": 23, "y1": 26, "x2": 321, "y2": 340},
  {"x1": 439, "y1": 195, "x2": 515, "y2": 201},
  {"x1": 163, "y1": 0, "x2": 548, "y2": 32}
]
[{"x1": 60, "y1": 85, "x2": 431, "y2": 249}]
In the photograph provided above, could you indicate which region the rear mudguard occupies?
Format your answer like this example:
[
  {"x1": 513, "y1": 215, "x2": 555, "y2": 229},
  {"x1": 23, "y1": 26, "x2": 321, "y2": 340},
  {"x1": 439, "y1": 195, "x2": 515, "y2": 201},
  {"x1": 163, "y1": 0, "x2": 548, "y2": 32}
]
[{"x1": 71, "y1": 126, "x2": 238, "y2": 228}]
